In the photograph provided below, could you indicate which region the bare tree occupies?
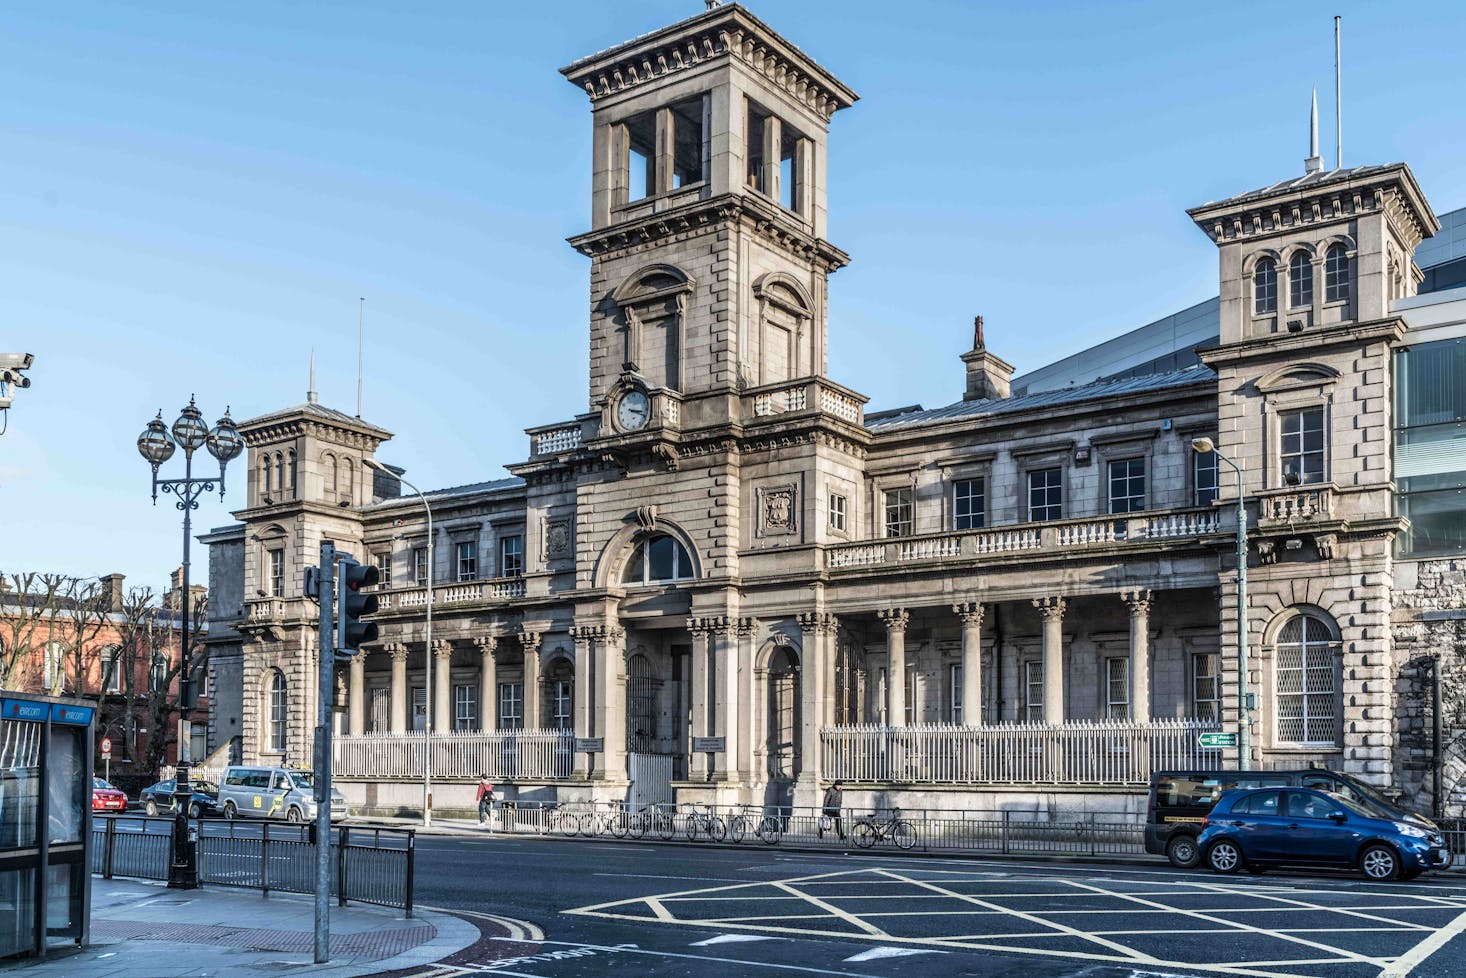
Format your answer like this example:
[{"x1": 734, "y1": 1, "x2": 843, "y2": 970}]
[
  {"x1": 48, "y1": 576, "x2": 110, "y2": 697},
  {"x1": 139, "y1": 592, "x2": 210, "y2": 773},
  {"x1": 104, "y1": 586, "x2": 169, "y2": 768},
  {"x1": 0, "y1": 572, "x2": 65, "y2": 689}
]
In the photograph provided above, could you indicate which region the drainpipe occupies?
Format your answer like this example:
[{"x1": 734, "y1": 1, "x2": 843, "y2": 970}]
[{"x1": 1432, "y1": 655, "x2": 1443, "y2": 820}]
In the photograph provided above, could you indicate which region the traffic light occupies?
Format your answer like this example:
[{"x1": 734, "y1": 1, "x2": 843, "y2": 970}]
[{"x1": 336, "y1": 557, "x2": 380, "y2": 654}]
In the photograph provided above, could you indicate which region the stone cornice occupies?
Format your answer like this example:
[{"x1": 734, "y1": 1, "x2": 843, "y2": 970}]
[
  {"x1": 560, "y1": 4, "x2": 857, "y2": 119},
  {"x1": 1198, "y1": 316, "x2": 1407, "y2": 370}
]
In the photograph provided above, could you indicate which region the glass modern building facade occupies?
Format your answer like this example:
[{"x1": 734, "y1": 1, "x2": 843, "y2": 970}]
[{"x1": 1395, "y1": 335, "x2": 1466, "y2": 556}]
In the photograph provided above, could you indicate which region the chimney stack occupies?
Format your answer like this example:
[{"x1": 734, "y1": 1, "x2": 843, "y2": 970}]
[
  {"x1": 960, "y1": 314, "x2": 1014, "y2": 401},
  {"x1": 100, "y1": 573, "x2": 126, "y2": 613}
]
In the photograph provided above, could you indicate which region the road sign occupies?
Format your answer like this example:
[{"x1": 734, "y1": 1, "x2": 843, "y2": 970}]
[
  {"x1": 1198, "y1": 732, "x2": 1238, "y2": 748},
  {"x1": 100, "y1": 736, "x2": 113, "y2": 755}
]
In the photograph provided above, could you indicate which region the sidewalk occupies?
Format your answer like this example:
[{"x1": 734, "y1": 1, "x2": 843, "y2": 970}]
[{"x1": 10, "y1": 878, "x2": 478, "y2": 978}]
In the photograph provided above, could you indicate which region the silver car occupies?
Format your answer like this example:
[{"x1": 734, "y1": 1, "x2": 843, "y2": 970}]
[{"x1": 219, "y1": 766, "x2": 348, "y2": 822}]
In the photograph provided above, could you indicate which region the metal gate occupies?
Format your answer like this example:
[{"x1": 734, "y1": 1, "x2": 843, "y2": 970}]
[{"x1": 628, "y1": 752, "x2": 674, "y2": 810}]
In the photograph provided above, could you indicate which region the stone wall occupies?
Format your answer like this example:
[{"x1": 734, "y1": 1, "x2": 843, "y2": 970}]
[{"x1": 1392, "y1": 558, "x2": 1466, "y2": 812}]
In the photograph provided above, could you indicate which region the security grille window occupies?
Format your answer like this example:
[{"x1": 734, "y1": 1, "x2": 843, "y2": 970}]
[
  {"x1": 269, "y1": 549, "x2": 284, "y2": 597},
  {"x1": 1280, "y1": 407, "x2": 1325, "y2": 485},
  {"x1": 1394, "y1": 337, "x2": 1466, "y2": 556},
  {"x1": 269, "y1": 671, "x2": 287, "y2": 752},
  {"x1": 1192, "y1": 652, "x2": 1221, "y2": 722},
  {"x1": 1105, "y1": 657, "x2": 1130, "y2": 719},
  {"x1": 875, "y1": 667, "x2": 888, "y2": 725},
  {"x1": 628, "y1": 656, "x2": 658, "y2": 753},
  {"x1": 904, "y1": 667, "x2": 916, "y2": 726},
  {"x1": 1275, "y1": 615, "x2": 1337, "y2": 745},
  {"x1": 1288, "y1": 251, "x2": 1313, "y2": 308},
  {"x1": 1254, "y1": 257, "x2": 1277, "y2": 314},
  {"x1": 411, "y1": 686, "x2": 427, "y2": 731},
  {"x1": 1024, "y1": 661, "x2": 1044, "y2": 723},
  {"x1": 500, "y1": 535, "x2": 524, "y2": 577},
  {"x1": 498, "y1": 683, "x2": 524, "y2": 730},
  {"x1": 456, "y1": 541, "x2": 478, "y2": 582},
  {"x1": 551, "y1": 680, "x2": 573, "y2": 730},
  {"x1": 1028, "y1": 468, "x2": 1063, "y2": 522},
  {"x1": 1194, "y1": 449, "x2": 1219, "y2": 507},
  {"x1": 1108, "y1": 458, "x2": 1146, "y2": 514},
  {"x1": 883, "y1": 488, "x2": 914, "y2": 537},
  {"x1": 413, "y1": 547, "x2": 429, "y2": 585},
  {"x1": 454, "y1": 684, "x2": 478, "y2": 731},
  {"x1": 373, "y1": 551, "x2": 392, "y2": 588},
  {"x1": 953, "y1": 478, "x2": 985, "y2": 530},
  {"x1": 768, "y1": 648, "x2": 798, "y2": 779},
  {"x1": 829, "y1": 493, "x2": 847, "y2": 532},
  {"x1": 1325, "y1": 244, "x2": 1349, "y2": 302},
  {"x1": 949, "y1": 663, "x2": 963, "y2": 724},
  {"x1": 369, "y1": 687, "x2": 389, "y2": 732}
]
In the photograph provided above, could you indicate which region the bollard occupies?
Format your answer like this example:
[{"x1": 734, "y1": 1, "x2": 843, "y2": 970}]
[
  {"x1": 337, "y1": 826, "x2": 349, "y2": 908},
  {"x1": 103, "y1": 818, "x2": 116, "y2": 880},
  {"x1": 261, "y1": 822, "x2": 270, "y2": 898},
  {"x1": 404, "y1": 830, "x2": 416, "y2": 918},
  {"x1": 1002, "y1": 810, "x2": 1011, "y2": 855}
]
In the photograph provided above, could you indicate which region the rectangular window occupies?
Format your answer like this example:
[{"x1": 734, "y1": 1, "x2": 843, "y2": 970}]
[
  {"x1": 1105, "y1": 657, "x2": 1130, "y2": 719},
  {"x1": 372, "y1": 551, "x2": 392, "y2": 589},
  {"x1": 828, "y1": 493, "x2": 847, "y2": 532},
  {"x1": 1024, "y1": 661, "x2": 1044, "y2": 723},
  {"x1": 624, "y1": 110, "x2": 655, "y2": 202},
  {"x1": 500, "y1": 535, "x2": 524, "y2": 577},
  {"x1": 1108, "y1": 458, "x2": 1146, "y2": 514},
  {"x1": 498, "y1": 683, "x2": 524, "y2": 730},
  {"x1": 953, "y1": 478, "x2": 986, "y2": 530},
  {"x1": 413, "y1": 547, "x2": 429, "y2": 585},
  {"x1": 904, "y1": 667, "x2": 915, "y2": 726},
  {"x1": 746, "y1": 103, "x2": 767, "y2": 192},
  {"x1": 1027, "y1": 468, "x2": 1063, "y2": 522},
  {"x1": 1275, "y1": 621, "x2": 1337, "y2": 745},
  {"x1": 670, "y1": 97, "x2": 705, "y2": 189},
  {"x1": 369, "y1": 687, "x2": 389, "y2": 732},
  {"x1": 1194, "y1": 449, "x2": 1219, "y2": 507},
  {"x1": 1394, "y1": 338, "x2": 1466, "y2": 557},
  {"x1": 455, "y1": 541, "x2": 478, "y2": 582},
  {"x1": 1191, "y1": 652, "x2": 1221, "y2": 723},
  {"x1": 948, "y1": 662, "x2": 963, "y2": 724},
  {"x1": 269, "y1": 550, "x2": 285, "y2": 597},
  {"x1": 411, "y1": 686, "x2": 427, "y2": 731},
  {"x1": 103, "y1": 648, "x2": 122, "y2": 694},
  {"x1": 454, "y1": 684, "x2": 478, "y2": 732},
  {"x1": 883, "y1": 488, "x2": 914, "y2": 537},
  {"x1": 551, "y1": 680, "x2": 573, "y2": 730},
  {"x1": 1280, "y1": 407, "x2": 1325, "y2": 485}
]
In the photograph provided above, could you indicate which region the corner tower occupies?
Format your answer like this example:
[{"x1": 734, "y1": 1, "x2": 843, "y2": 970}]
[{"x1": 561, "y1": 3, "x2": 857, "y2": 428}]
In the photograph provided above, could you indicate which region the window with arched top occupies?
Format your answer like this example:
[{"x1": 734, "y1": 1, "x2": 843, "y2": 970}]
[
  {"x1": 1325, "y1": 244, "x2": 1349, "y2": 302},
  {"x1": 287, "y1": 450, "x2": 297, "y2": 497},
  {"x1": 621, "y1": 534, "x2": 694, "y2": 586},
  {"x1": 1288, "y1": 251, "x2": 1313, "y2": 308},
  {"x1": 275, "y1": 453, "x2": 285, "y2": 497},
  {"x1": 269, "y1": 671, "x2": 288, "y2": 753},
  {"x1": 259, "y1": 456, "x2": 272, "y2": 499},
  {"x1": 1274, "y1": 613, "x2": 1339, "y2": 746},
  {"x1": 1254, "y1": 258, "x2": 1277, "y2": 314}
]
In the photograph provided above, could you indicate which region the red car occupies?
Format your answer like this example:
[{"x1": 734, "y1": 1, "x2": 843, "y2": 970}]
[{"x1": 92, "y1": 777, "x2": 128, "y2": 813}]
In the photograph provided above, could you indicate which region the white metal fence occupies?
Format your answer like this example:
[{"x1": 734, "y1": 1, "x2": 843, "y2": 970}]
[
  {"x1": 333, "y1": 729, "x2": 574, "y2": 780},
  {"x1": 821, "y1": 719, "x2": 1223, "y2": 785}
]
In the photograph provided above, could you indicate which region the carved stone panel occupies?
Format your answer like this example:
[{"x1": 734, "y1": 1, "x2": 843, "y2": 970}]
[
  {"x1": 757, "y1": 483, "x2": 799, "y2": 538},
  {"x1": 543, "y1": 517, "x2": 573, "y2": 561}
]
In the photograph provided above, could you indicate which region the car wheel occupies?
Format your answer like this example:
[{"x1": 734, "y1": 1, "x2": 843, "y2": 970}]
[
  {"x1": 223, "y1": 802, "x2": 238, "y2": 820},
  {"x1": 1166, "y1": 834, "x2": 1202, "y2": 869},
  {"x1": 144, "y1": 799, "x2": 159, "y2": 817},
  {"x1": 1207, "y1": 840, "x2": 1243, "y2": 874},
  {"x1": 286, "y1": 806, "x2": 303, "y2": 823},
  {"x1": 189, "y1": 802, "x2": 201, "y2": 819},
  {"x1": 1360, "y1": 844, "x2": 1401, "y2": 882}
]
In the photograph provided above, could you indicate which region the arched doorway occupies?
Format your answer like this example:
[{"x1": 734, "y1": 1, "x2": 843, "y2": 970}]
[{"x1": 766, "y1": 645, "x2": 799, "y2": 781}]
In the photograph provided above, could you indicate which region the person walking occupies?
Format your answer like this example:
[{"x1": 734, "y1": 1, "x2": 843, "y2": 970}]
[
  {"x1": 818, "y1": 781, "x2": 844, "y2": 840},
  {"x1": 476, "y1": 775, "x2": 496, "y2": 829}
]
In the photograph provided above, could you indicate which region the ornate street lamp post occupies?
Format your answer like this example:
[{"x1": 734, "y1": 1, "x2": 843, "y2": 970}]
[
  {"x1": 1192, "y1": 437, "x2": 1250, "y2": 770},
  {"x1": 137, "y1": 397, "x2": 243, "y2": 888}
]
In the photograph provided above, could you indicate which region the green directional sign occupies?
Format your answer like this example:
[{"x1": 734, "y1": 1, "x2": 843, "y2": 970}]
[{"x1": 1198, "y1": 732, "x2": 1238, "y2": 748}]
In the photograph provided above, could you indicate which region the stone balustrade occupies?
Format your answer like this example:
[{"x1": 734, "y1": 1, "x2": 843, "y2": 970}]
[
  {"x1": 529, "y1": 422, "x2": 582, "y2": 457},
  {"x1": 1258, "y1": 485, "x2": 1334, "y2": 523},
  {"x1": 742, "y1": 376, "x2": 867, "y2": 426},
  {"x1": 375, "y1": 576, "x2": 526, "y2": 612}
]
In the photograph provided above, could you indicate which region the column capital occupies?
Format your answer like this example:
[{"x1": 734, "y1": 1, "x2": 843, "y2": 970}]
[
  {"x1": 473, "y1": 635, "x2": 498, "y2": 656},
  {"x1": 388, "y1": 643, "x2": 409, "y2": 663},
  {"x1": 952, "y1": 601, "x2": 985, "y2": 626},
  {"x1": 1032, "y1": 596, "x2": 1066, "y2": 621},
  {"x1": 1122, "y1": 589, "x2": 1153, "y2": 616},
  {"x1": 431, "y1": 639, "x2": 452, "y2": 659},
  {"x1": 735, "y1": 616, "x2": 759, "y2": 638},
  {"x1": 796, "y1": 611, "x2": 838, "y2": 635},
  {"x1": 518, "y1": 627, "x2": 542, "y2": 653},
  {"x1": 877, "y1": 608, "x2": 909, "y2": 631},
  {"x1": 568, "y1": 623, "x2": 595, "y2": 646}
]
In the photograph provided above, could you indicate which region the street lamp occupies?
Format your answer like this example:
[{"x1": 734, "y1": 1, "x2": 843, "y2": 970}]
[
  {"x1": 1192, "y1": 436, "x2": 1250, "y2": 770},
  {"x1": 137, "y1": 397, "x2": 243, "y2": 888},
  {"x1": 363, "y1": 458, "x2": 435, "y2": 826}
]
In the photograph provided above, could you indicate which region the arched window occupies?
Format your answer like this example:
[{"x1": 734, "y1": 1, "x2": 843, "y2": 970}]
[
  {"x1": 766, "y1": 646, "x2": 798, "y2": 779},
  {"x1": 269, "y1": 671, "x2": 288, "y2": 753},
  {"x1": 1274, "y1": 614, "x2": 1338, "y2": 745},
  {"x1": 1254, "y1": 258, "x2": 1277, "y2": 314},
  {"x1": 1288, "y1": 252, "x2": 1313, "y2": 308},
  {"x1": 1325, "y1": 244, "x2": 1349, "y2": 302},
  {"x1": 259, "y1": 457, "x2": 271, "y2": 499},
  {"x1": 287, "y1": 450, "x2": 297, "y2": 497},
  {"x1": 274, "y1": 453, "x2": 285, "y2": 496},
  {"x1": 621, "y1": 534, "x2": 694, "y2": 585}
]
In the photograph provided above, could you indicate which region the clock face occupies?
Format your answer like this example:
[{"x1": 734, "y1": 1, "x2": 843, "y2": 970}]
[{"x1": 616, "y1": 390, "x2": 650, "y2": 431}]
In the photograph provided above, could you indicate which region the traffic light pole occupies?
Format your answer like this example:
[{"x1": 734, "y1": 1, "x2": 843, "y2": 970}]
[{"x1": 314, "y1": 542, "x2": 335, "y2": 965}]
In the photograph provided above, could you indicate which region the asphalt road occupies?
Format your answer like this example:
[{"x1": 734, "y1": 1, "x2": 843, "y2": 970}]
[{"x1": 383, "y1": 833, "x2": 1466, "y2": 978}]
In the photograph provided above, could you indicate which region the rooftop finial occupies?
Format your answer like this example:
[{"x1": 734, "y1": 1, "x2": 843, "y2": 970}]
[
  {"x1": 308, "y1": 349, "x2": 318, "y2": 405},
  {"x1": 1304, "y1": 87, "x2": 1324, "y2": 174},
  {"x1": 705, "y1": 0, "x2": 721, "y2": 8},
  {"x1": 973, "y1": 315, "x2": 985, "y2": 350}
]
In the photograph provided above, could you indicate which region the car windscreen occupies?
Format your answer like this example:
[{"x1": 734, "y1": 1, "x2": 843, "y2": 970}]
[
  {"x1": 1331, "y1": 794, "x2": 1380, "y2": 820},
  {"x1": 1154, "y1": 774, "x2": 1291, "y2": 808},
  {"x1": 194, "y1": 782, "x2": 220, "y2": 795},
  {"x1": 287, "y1": 771, "x2": 315, "y2": 789}
]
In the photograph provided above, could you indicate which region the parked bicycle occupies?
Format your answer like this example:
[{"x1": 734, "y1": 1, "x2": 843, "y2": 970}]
[
  {"x1": 682, "y1": 803, "x2": 726, "y2": 842},
  {"x1": 851, "y1": 807, "x2": 917, "y2": 850},
  {"x1": 728, "y1": 805, "x2": 782, "y2": 845}
]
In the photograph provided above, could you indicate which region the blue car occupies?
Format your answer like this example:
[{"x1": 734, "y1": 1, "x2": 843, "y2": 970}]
[{"x1": 1197, "y1": 787, "x2": 1448, "y2": 882}]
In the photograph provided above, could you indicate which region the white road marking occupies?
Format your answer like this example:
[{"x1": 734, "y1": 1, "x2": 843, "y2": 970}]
[
  {"x1": 689, "y1": 934, "x2": 782, "y2": 945},
  {"x1": 485, "y1": 936, "x2": 881, "y2": 977},
  {"x1": 842, "y1": 947, "x2": 946, "y2": 962},
  {"x1": 595, "y1": 872, "x2": 751, "y2": 883},
  {"x1": 1376, "y1": 905, "x2": 1466, "y2": 978},
  {"x1": 419, "y1": 904, "x2": 545, "y2": 942}
]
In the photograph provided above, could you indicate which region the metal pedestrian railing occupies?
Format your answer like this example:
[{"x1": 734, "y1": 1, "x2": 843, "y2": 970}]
[{"x1": 92, "y1": 816, "x2": 415, "y2": 913}]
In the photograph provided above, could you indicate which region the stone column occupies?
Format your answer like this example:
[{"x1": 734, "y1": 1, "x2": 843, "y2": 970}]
[
  {"x1": 389, "y1": 644, "x2": 408, "y2": 733},
  {"x1": 736, "y1": 618, "x2": 758, "y2": 782},
  {"x1": 954, "y1": 602, "x2": 985, "y2": 726},
  {"x1": 347, "y1": 653, "x2": 366, "y2": 736},
  {"x1": 432, "y1": 640, "x2": 452, "y2": 732},
  {"x1": 597, "y1": 624, "x2": 628, "y2": 782},
  {"x1": 716, "y1": 617, "x2": 738, "y2": 783},
  {"x1": 823, "y1": 617, "x2": 840, "y2": 727},
  {"x1": 1033, "y1": 597, "x2": 1066, "y2": 725},
  {"x1": 569, "y1": 626, "x2": 593, "y2": 779},
  {"x1": 1123, "y1": 590, "x2": 1153, "y2": 723},
  {"x1": 475, "y1": 637, "x2": 498, "y2": 731},
  {"x1": 795, "y1": 614, "x2": 833, "y2": 794},
  {"x1": 687, "y1": 618, "x2": 712, "y2": 781},
  {"x1": 520, "y1": 630, "x2": 542, "y2": 730},
  {"x1": 878, "y1": 609, "x2": 909, "y2": 726}
]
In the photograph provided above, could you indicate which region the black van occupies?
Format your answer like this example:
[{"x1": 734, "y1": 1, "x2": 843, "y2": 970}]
[{"x1": 1146, "y1": 768, "x2": 1438, "y2": 868}]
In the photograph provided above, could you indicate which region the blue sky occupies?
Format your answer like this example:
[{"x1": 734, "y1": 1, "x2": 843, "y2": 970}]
[{"x1": 3, "y1": 0, "x2": 1464, "y2": 589}]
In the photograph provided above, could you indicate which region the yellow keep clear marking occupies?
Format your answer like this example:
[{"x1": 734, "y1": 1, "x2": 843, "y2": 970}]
[{"x1": 253, "y1": 795, "x2": 262, "y2": 809}]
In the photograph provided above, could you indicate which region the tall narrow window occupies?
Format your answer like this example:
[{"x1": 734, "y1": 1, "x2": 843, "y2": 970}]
[
  {"x1": 102, "y1": 647, "x2": 122, "y2": 694},
  {"x1": 373, "y1": 551, "x2": 393, "y2": 589},
  {"x1": 953, "y1": 478, "x2": 986, "y2": 530},
  {"x1": 624, "y1": 111, "x2": 655, "y2": 203},
  {"x1": 1288, "y1": 251, "x2": 1313, "y2": 308},
  {"x1": 828, "y1": 493, "x2": 847, "y2": 532},
  {"x1": 1028, "y1": 468, "x2": 1063, "y2": 522},
  {"x1": 369, "y1": 687, "x2": 389, "y2": 732},
  {"x1": 1254, "y1": 258, "x2": 1277, "y2": 314},
  {"x1": 1191, "y1": 652, "x2": 1221, "y2": 722},
  {"x1": 269, "y1": 550, "x2": 285, "y2": 597},
  {"x1": 454, "y1": 684, "x2": 477, "y2": 731},
  {"x1": 1325, "y1": 244, "x2": 1349, "y2": 302},
  {"x1": 1280, "y1": 407, "x2": 1326, "y2": 485},
  {"x1": 1108, "y1": 458, "x2": 1146, "y2": 514},
  {"x1": 1024, "y1": 661, "x2": 1044, "y2": 723},
  {"x1": 455, "y1": 541, "x2": 478, "y2": 582},
  {"x1": 670, "y1": 97, "x2": 705, "y2": 189},
  {"x1": 498, "y1": 683, "x2": 524, "y2": 730},
  {"x1": 413, "y1": 547, "x2": 429, "y2": 585},
  {"x1": 904, "y1": 667, "x2": 916, "y2": 726},
  {"x1": 1105, "y1": 657, "x2": 1130, "y2": 719},
  {"x1": 1274, "y1": 615, "x2": 1338, "y2": 744},
  {"x1": 551, "y1": 677, "x2": 573, "y2": 730},
  {"x1": 411, "y1": 687, "x2": 427, "y2": 731},
  {"x1": 883, "y1": 488, "x2": 914, "y2": 537},
  {"x1": 1193, "y1": 448, "x2": 1219, "y2": 507},
  {"x1": 948, "y1": 663, "x2": 963, "y2": 724},
  {"x1": 746, "y1": 104, "x2": 767, "y2": 192},
  {"x1": 269, "y1": 671, "x2": 287, "y2": 753},
  {"x1": 500, "y1": 535, "x2": 524, "y2": 577}
]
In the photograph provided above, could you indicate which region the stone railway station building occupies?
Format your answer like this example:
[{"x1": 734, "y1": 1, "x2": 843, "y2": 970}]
[{"x1": 203, "y1": 4, "x2": 1466, "y2": 816}]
